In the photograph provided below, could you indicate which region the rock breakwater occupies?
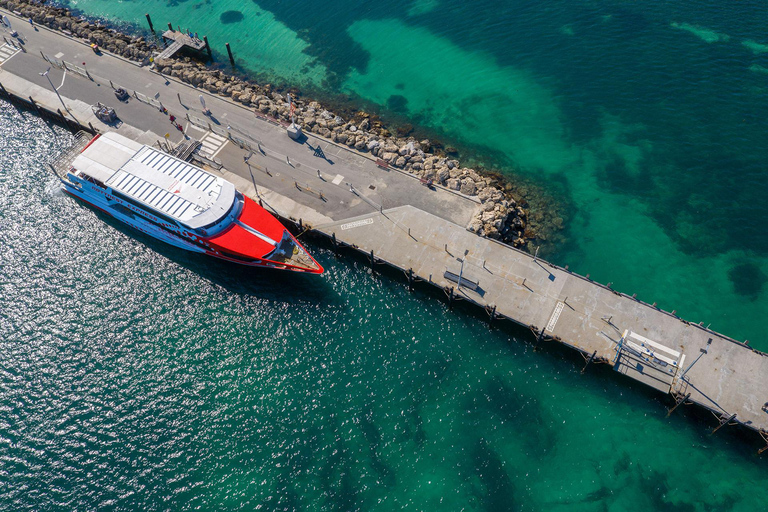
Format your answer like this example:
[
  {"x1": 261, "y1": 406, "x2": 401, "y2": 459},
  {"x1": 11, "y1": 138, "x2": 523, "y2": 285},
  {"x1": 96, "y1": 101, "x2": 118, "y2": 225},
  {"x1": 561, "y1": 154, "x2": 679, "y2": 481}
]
[{"x1": 2, "y1": 0, "x2": 566, "y2": 250}]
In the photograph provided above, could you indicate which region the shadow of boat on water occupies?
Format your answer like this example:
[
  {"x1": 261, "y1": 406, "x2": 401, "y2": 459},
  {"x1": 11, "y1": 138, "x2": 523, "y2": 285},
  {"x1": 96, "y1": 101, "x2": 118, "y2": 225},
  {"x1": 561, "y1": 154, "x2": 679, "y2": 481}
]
[{"x1": 81, "y1": 203, "x2": 337, "y2": 304}]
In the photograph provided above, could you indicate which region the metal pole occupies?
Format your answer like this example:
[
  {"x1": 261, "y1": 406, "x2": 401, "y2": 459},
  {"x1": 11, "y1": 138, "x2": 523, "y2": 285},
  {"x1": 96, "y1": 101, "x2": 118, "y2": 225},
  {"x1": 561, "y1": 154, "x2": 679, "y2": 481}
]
[{"x1": 680, "y1": 338, "x2": 712, "y2": 380}]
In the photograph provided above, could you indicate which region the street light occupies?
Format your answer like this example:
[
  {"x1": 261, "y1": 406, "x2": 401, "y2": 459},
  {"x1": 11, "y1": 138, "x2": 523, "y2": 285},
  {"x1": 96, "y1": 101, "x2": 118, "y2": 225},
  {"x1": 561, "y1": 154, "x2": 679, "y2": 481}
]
[
  {"x1": 680, "y1": 338, "x2": 712, "y2": 380},
  {"x1": 39, "y1": 67, "x2": 67, "y2": 111}
]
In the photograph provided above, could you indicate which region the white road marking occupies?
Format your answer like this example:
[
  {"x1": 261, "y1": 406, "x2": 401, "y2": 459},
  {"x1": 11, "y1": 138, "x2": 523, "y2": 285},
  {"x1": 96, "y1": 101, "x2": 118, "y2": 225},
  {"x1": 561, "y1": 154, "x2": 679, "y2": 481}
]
[
  {"x1": 54, "y1": 52, "x2": 64, "y2": 58},
  {"x1": 56, "y1": 70, "x2": 66, "y2": 90},
  {"x1": 341, "y1": 218, "x2": 374, "y2": 230},
  {"x1": 0, "y1": 44, "x2": 20, "y2": 66},
  {"x1": 546, "y1": 301, "x2": 565, "y2": 332},
  {"x1": 331, "y1": 174, "x2": 344, "y2": 185},
  {"x1": 198, "y1": 131, "x2": 228, "y2": 158}
]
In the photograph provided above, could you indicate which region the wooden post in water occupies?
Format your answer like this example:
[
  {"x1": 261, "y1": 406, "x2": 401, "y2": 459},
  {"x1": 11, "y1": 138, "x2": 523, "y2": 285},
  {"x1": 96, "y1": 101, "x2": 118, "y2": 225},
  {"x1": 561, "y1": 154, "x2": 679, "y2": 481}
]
[
  {"x1": 407, "y1": 268, "x2": 414, "y2": 292},
  {"x1": 487, "y1": 305, "x2": 497, "y2": 327},
  {"x1": 167, "y1": 22, "x2": 173, "y2": 32},
  {"x1": 711, "y1": 413, "x2": 737, "y2": 435},
  {"x1": 225, "y1": 42, "x2": 235, "y2": 66},
  {"x1": 666, "y1": 393, "x2": 691, "y2": 417},
  {"x1": 369, "y1": 250, "x2": 376, "y2": 275},
  {"x1": 145, "y1": 13, "x2": 155, "y2": 33},
  {"x1": 28, "y1": 96, "x2": 41, "y2": 116},
  {"x1": 448, "y1": 287, "x2": 455, "y2": 310},
  {"x1": 203, "y1": 36, "x2": 212, "y2": 59},
  {"x1": 581, "y1": 350, "x2": 597, "y2": 374},
  {"x1": 57, "y1": 108, "x2": 69, "y2": 129},
  {"x1": 331, "y1": 232, "x2": 338, "y2": 257}
]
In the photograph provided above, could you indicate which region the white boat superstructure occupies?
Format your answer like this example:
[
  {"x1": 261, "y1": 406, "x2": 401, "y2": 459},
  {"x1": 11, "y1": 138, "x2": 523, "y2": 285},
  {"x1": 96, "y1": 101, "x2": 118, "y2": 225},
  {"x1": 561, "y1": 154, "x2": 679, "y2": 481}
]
[{"x1": 49, "y1": 131, "x2": 323, "y2": 273}]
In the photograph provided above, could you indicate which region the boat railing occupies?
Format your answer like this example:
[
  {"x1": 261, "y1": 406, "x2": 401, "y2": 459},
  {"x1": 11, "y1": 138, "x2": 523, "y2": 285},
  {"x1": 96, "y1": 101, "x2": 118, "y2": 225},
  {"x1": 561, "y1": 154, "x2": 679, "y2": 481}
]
[{"x1": 47, "y1": 131, "x2": 93, "y2": 181}]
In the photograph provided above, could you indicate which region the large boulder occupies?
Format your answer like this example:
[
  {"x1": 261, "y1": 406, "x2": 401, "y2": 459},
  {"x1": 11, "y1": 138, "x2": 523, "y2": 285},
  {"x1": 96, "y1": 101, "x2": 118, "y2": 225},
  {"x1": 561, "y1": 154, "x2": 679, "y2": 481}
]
[{"x1": 460, "y1": 179, "x2": 477, "y2": 196}]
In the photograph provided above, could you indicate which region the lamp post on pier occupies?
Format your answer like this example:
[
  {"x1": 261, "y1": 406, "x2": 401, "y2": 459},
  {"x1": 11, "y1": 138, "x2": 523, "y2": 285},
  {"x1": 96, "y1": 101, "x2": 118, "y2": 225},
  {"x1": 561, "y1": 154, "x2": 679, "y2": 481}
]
[{"x1": 680, "y1": 338, "x2": 713, "y2": 380}]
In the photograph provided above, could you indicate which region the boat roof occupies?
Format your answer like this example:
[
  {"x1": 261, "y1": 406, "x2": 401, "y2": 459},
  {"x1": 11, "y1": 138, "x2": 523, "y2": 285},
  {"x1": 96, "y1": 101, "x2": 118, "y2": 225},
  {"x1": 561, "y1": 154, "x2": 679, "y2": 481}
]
[{"x1": 71, "y1": 132, "x2": 235, "y2": 229}]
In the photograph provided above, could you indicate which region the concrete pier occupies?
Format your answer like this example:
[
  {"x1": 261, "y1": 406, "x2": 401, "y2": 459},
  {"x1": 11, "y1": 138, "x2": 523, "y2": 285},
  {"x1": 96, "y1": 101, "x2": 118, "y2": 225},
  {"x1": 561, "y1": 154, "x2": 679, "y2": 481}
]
[{"x1": 1, "y1": 7, "x2": 766, "y2": 450}]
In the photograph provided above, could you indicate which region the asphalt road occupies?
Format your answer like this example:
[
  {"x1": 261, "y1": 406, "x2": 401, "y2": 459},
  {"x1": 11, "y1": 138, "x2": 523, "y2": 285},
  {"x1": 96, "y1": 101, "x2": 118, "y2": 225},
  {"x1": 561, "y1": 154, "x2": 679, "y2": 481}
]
[{"x1": 0, "y1": 11, "x2": 477, "y2": 225}]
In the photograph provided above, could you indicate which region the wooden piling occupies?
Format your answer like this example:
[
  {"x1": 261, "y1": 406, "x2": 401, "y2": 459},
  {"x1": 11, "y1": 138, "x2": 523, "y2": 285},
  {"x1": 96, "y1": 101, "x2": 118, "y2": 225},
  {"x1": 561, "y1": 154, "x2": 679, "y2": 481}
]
[
  {"x1": 487, "y1": 305, "x2": 497, "y2": 327},
  {"x1": 369, "y1": 250, "x2": 376, "y2": 275},
  {"x1": 167, "y1": 22, "x2": 173, "y2": 32},
  {"x1": 28, "y1": 96, "x2": 41, "y2": 115},
  {"x1": 448, "y1": 287, "x2": 455, "y2": 310},
  {"x1": 145, "y1": 13, "x2": 155, "y2": 33},
  {"x1": 57, "y1": 108, "x2": 69, "y2": 129},
  {"x1": 581, "y1": 350, "x2": 597, "y2": 374},
  {"x1": 332, "y1": 232, "x2": 338, "y2": 257},
  {"x1": 711, "y1": 413, "x2": 737, "y2": 435},
  {"x1": 225, "y1": 42, "x2": 235, "y2": 65},
  {"x1": 203, "y1": 36, "x2": 212, "y2": 59},
  {"x1": 407, "y1": 268, "x2": 414, "y2": 292},
  {"x1": 666, "y1": 393, "x2": 691, "y2": 417}
]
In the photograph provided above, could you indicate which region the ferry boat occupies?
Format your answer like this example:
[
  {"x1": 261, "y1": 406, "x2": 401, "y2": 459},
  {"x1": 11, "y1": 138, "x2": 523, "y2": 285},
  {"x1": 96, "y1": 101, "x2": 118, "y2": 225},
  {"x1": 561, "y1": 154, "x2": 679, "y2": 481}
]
[{"x1": 49, "y1": 131, "x2": 323, "y2": 274}]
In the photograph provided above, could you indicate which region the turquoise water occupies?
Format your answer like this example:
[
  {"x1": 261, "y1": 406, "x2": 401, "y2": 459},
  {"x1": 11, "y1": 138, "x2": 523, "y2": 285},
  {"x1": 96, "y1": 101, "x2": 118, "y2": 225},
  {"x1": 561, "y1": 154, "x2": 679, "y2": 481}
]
[
  {"x1": 2, "y1": 104, "x2": 767, "y2": 511},
  {"x1": 3, "y1": 0, "x2": 768, "y2": 508}
]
